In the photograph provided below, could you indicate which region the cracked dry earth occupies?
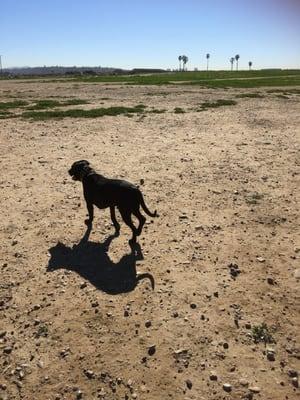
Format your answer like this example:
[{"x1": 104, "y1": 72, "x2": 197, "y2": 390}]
[{"x1": 0, "y1": 80, "x2": 300, "y2": 400}]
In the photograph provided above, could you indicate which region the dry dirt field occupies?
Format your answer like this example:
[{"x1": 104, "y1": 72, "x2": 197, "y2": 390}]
[{"x1": 0, "y1": 80, "x2": 300, "y2": 400}]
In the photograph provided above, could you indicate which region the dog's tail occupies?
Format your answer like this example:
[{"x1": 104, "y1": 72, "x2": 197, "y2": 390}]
[
  {"x1": 139, "y1": 192, "x2": 159, "y2": 218},
  {"x1": 137, "y1": 273, "x2": 155, "y2": 290}
]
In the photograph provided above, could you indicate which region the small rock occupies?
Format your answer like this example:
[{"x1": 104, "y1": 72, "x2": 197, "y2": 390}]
[
  {"x1": 76, "y1": 390, "x2": 83, "y2": 399},
  {"x1": 84, "y1": 370, "x2": 94, "y2": 379},
  {"x1": 209, "y1": 372, "x2": 218, "y2": 381},
  {"x1": 257, "y1": 257, "x2": 265, "y2": 263},
  {"x1": 3, "y1": 347, "x2": 12, "y2": 354},
  {"x1": 223, "y1": 383, "x2": 232, "y2": 392},
  {"x1": 148, "y1": 345, "x2": 156, "y2": 356},
  {"x1": 80, "y1": 282, "x2": 87, "y2": 289},
  {"x1": 145, "y1": 320, "x2": 151, "y2": 328},
  {"x1": 249, "y1": 386, "x2": 261, "y2": 393},
  {"x1": 294, "y1": 269, "x2": 300, "y2": 279},
  {"x1": 267, "y1": 277, "x2": 275, "y2": 285},
  {"x1": 239, "y1": 379, "x2": 249, "y2": 387},
  {"x1": 186, "y1": 379, "x2": 193, "y2": 390},
  {"x1": 292, "y1": 377, "x2": 299, "y2": 388},
  {"x1": 266, "y1": 348, "x2": 275, "y2": 361},
  {"x1": 288, "y1": 369, "x2": 298, "y2": 378},
  {"x1": 124, "y1": 310, "x2": 130, "y2": 317},
  {"x1": 190, "y1": 303, "x2": 197, "y2": 309},
  {"x1": 0, "y1": 331, "x2": 7, "y2": 338}
]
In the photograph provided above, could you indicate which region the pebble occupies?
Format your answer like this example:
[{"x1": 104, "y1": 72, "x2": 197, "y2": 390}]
[
  {"x1": 3, "y1": 347, "x2": 12, "y2": 354},
  {"x1": 294, "y1": 269, "x2": 300, "y2": 279},
  {"x1": 292, "y1": 377, "x2": 299, "y2": 388},
  {"x1": 186, "y1": 379, "x2": 193, "y2": 389},
  {"x1": 249, "y1": 386, "x2": 261, "y2": 393},
  {"x1": 257, "y1": 257, "x2": 265, "y2": 263},
  {"x1": 266, "y1": 348, "x2": 275, "y2": 361},
  {"x1": 190, "y1": 303, "x2": 197, "y2": 309},
  {"x1": 84, "y1": 370, "x2": 94, "y2": 379},
  {"x1": 76, "y1": 389, "x2": 83, "y2": 399},
  {"x1": 267, "y1": 277, "x2": 275, "y2": 285},
  {"x1": 148, "y1": 345, "x2": 156, "y2": 356},
  {"x1": 80, "y1": 282, "x2": 87, "y2": 289},
  {"x1": 209, "y1": 372, "x2": 218, "y2": 381},
  {"x1": 145, "y1": 320, "x2": 151, "y2": 328},
  {"x1": 288, "y1": 369, "x2": 298, "y2": 378},
  {"x1": 223, "y1": 383, "x2": 232, "y2": 392},
  {"x1": 239, "y1": 379, "x2": 249, "y2": 387}
]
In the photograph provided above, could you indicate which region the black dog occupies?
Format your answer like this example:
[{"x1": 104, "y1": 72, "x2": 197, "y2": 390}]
[{"x1": 68, "y1": 160, "x2": 158, "y2": 243}]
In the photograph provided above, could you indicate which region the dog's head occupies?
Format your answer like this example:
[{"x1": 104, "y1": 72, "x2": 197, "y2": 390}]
[{"x1": 68, "y1": 160, "x2": 90, "y2": 181}]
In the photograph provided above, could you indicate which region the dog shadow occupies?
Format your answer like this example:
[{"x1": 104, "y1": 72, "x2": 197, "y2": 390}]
[{"x1": 47, "y1": 226, "x2": 155, "y2": 294}]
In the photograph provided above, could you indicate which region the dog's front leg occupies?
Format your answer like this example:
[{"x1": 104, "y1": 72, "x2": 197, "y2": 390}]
[
  {"x1": 110, "y1": 206, "x2": 120, "y2": 235},
  {"x1": 85, "y1": 201, "x2": 94, "y2": 226}
]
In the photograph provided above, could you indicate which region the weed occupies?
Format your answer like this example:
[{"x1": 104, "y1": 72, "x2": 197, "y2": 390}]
[
  {"x1": 245, "y1": 192, "x2": 264, "y2": 205},
  {"x1": 236, "y1": 93, "x2": 264, "y2": 98},
  {"x1": 251, "y1": 323, "x2": 275, "y2": 344},
  {"x1": 174, "y1": 107, "x2": 185, "y2": 113},
  {"x1": 35, "y1": 324, "x2": 49, "y2": 338},
  {"x1": 0, "y1": 100, "x2": 28, "y2": 110},
  {"x1": 200, "y1": 99, "x2": 237, "y2": 110},
  {"x1": 27, "y1": 99, "x2": 89, "y2": 110},
  {"x1": 22, "y1": 105, "x2": 146, "y2": 120}
]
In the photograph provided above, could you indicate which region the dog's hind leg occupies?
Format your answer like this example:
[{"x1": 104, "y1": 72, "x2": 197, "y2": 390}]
[
  {"x1": 119, "y1": 208, "x2": 138, "y2": 243},
  {"x1": 132, "y1": 209, "x2": 146, "y2": 236},
  {"x1": 110, "y1": 206, "x2": 120, "y2": 235}
]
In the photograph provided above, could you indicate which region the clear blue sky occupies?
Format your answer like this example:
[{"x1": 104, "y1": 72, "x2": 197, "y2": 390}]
[{"x1": 2, "y1": 0, "x2": 300, "y2": 70}]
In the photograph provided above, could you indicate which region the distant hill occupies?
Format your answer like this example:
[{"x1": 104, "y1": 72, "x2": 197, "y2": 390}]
[{"x1": 2, "y1": 66, "x2": 167, "y2": 76}]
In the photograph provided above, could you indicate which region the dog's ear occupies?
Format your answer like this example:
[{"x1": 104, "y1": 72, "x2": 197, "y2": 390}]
[{"x1": 77, "y1": 160, "x2": 90, "y2": 166}]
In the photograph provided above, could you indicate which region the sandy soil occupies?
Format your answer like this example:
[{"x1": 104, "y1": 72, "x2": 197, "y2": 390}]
[{"x1": 0, "y1": 80, "x2": 299, "y2": 400}]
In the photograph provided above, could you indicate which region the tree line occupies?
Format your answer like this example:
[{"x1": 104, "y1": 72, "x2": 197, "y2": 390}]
[{"x1": 178, "y1": 54, "x2": 253, "y2": 71}]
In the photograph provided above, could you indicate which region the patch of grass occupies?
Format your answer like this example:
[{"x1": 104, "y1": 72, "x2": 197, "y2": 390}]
[
  {"x1": 0, "y1": 110, "x2": 16, "y2": 119},
  {"x1": 251, "y1": 323, "x2": 275, "y2": 344},
  {"x1": 27, "y1": 98, "x2": 89, "y2": 110},
  {"x1": 200, "y1": 99, "x2": 237, "y2": 110},
  {"x1": 149, "y1": 108, "x2": 166, "y2": 114},
  {"x1": 267, "y1": 88, "x2": 300, "y2": 95},
  {"x1": 35, "y1": 324, "x2": 49, "y2": 338},
  {"x1": 245, "y1": 192, "x2": 264, "y2": 205},
  {"x1": 22, "y1": 104, "x2": 146, "y2": 120},
  {"x1": 236, "y1": 93, "x2": 264, "y2": 98},
  {"x1": 66, "y1": 69, "x2": 300, "y2": 88},
  {"x1": 0, "y1": 100, "x2": 28, "y2": 110},
  {"x1": 276, "y1": 94, "x2": 289, "y2": 99},
  {"x1": 174, "y1": 107, "x2": 185, "y2": 113}
]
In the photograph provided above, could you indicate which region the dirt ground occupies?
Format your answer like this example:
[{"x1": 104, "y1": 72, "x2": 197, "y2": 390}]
[{"x1": 0, "y1": 80, "x2": 299, "y2": 400}]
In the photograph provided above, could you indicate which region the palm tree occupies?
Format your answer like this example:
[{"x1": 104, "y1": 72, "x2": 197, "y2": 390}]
[
  {"x1": 182, "y1": 55, "x2": 188, "y2": 71},
  {"x1": 235, "y1": 54, "x2": 240, "y2": 71},
  {"x1": 206, "y1": 53, "x2": 210, "y2": 71},
  {"x1": 230, "y1": 57, "x2": 235, "y2": 71},
  {"x1": 248, "y1": 61, "x2": 252, "y2": 71},
  {"x1": 178, "y1": 55, "x2": 182, "y2": 71}
]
